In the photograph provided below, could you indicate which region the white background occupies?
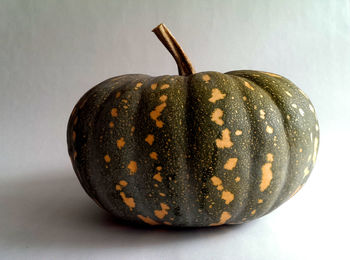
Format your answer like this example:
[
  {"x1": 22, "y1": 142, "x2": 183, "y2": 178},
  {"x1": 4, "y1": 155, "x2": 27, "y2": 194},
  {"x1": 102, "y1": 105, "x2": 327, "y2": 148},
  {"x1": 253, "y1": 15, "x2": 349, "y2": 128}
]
[{"x1": 1, "y1": 1, "x2": 349, "y2": 259}]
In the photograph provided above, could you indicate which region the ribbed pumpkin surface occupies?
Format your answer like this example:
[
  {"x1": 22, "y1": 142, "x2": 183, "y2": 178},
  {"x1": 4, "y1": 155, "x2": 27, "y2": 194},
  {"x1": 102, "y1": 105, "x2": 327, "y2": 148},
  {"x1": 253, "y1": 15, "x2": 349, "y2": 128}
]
[{"x1": 67, "y1": 70, "x2": 319, "y2": 227}]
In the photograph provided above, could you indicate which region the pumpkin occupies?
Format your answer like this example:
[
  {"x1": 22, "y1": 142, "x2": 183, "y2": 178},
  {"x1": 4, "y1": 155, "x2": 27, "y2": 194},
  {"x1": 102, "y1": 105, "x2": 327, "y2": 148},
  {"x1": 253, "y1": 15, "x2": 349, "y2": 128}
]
[{"x1": 67, "y1": 24, "x2": 319, "y2": 227}]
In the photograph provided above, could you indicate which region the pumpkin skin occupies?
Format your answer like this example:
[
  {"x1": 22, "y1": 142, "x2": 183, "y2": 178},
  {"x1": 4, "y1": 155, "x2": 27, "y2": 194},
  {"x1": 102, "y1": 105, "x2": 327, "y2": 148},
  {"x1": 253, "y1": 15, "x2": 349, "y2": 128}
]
[{"x1": 67, "y1": 70, "x2": 319, "y2": 227}]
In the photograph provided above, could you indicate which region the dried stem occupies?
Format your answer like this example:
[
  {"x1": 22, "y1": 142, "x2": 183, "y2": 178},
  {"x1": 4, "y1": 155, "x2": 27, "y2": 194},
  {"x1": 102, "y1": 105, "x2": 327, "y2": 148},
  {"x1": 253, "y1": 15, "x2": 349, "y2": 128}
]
[{"x1": 152, "y1": 23, "x2": 195, "y2": 76}]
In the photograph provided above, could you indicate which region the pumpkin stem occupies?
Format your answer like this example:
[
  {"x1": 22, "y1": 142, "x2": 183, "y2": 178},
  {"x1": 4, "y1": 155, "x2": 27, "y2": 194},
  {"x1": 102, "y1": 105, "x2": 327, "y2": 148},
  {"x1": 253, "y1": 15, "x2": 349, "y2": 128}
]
[{"x1": 152, "y1": 23, "x2": 195, "y2": 76}]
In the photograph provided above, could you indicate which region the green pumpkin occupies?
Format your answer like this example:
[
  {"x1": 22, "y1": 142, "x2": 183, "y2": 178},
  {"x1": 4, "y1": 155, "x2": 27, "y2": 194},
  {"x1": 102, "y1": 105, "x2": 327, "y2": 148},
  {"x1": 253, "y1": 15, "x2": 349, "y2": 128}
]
[{"x1": 67, "y1": 24, "x2": 319, "y2": 227}]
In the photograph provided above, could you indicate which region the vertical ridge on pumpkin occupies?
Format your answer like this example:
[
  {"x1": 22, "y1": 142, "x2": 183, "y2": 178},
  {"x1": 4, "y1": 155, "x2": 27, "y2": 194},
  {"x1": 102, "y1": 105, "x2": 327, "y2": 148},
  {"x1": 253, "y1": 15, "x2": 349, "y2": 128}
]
[
  {"x1": 225, "y1": 73, "x2": 276, "y2": 222},
  {"x1": 230, "y1": 71, "x2": 305, "y2": 212}
]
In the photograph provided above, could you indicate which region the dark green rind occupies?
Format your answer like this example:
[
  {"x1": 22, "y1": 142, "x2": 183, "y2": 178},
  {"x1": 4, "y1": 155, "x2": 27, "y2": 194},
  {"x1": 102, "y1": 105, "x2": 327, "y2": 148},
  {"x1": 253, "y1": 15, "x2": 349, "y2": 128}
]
[{"x1": 67, "y1": 70, "x2": 319, "y2": 227}]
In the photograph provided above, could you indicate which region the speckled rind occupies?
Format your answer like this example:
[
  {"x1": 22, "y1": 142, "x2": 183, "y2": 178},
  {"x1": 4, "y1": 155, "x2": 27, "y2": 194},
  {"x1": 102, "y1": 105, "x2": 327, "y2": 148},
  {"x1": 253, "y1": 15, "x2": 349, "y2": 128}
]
[{"x1": 67, "y1": 70, "x2": 319, "y2": 227}]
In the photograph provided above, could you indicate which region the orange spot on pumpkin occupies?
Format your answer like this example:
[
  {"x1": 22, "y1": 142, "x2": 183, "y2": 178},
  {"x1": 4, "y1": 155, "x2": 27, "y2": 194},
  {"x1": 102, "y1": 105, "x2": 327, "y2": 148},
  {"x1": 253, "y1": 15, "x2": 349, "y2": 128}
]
[
  {"x1": 150, "y1": 152, "x2": 158, "y2": 160},
  {"x1": 244, "y1": 81, "x2": 254, "y2": 90},
  {"x1": 145, "y1": 134, "x2": 154, "y2": 145},
  {"x1": 211, "y1": 176, "x2": 223, "y2": 191},
  {"x1": 263, "y1": 72, "x2": 282, "y2": 78},
  {"x1": 153, "y1": 172, "x2": 162, "y2": 182},
  {"x1": 151, "y1": 83, "x2": 157, "y2": 90},
  {"x1": 127, "y1": 161, "x2": 137, "y2": 175},
  {"x1": 260, "y1": 153, "x2": 274, "y2": 192},
  {"x1": 160, "y1": 84, "x2": 170, "y2": 90},
  {"x1": 266, "y1": 125, "x2": 274, "y2": 134},
  {"x1": 154, "y1": 203, "x2": 170, "y2": 219},
  {"x1": 104, "y1": 154, "x2": 111, "y2": 163},
  {"x1": 211, "y1": 108, "x2": 224, "y2": 126},
  {"x1": 119, "y1": 192, "x2": 135, "y2": 211},
  {"x1": 111, "y1": 108, "x2": 118, "y2": 117},
  {"x1": 159, "y1": 95, "x2": 168, "y2": 102},
  {"x1": 135, "y1": 82, "x2": 143, "y2": 89},
  {"x1": 202, "y1": 74, "x2": 211, "y2": 83},
  {"x1": 119, "y1": 180, "x2": 128, "y2": 187},
  {"x1": 209, "y1": 88, "x2": 226, "y2": 103},
  {"x1": 150, "y1": 102, "x2": 166, "y2": 128},
  {"x1": 216, "y1": 128, "x2": 233, "y2": 149},
  {"x1": 116, "y1": 137, "x2": 125, "y2": 149},
  {"x1": 224, "y1": 158, "x2": 238, "y2": 170},
  {"x1": 260, "y1": 109, "x2": 266, "y2": 119},
  {"x1": 211, "y1": 176, "x2": 222, "y2": 186},
  {"x1": 209, "y1": 211, "x2": 232, "y2": 226},
  {"x1": 235, "y1": 130, "x2": 242, "y2": 136},
  {"x1": 266, "y1": 153, "x2": 274, "y2": 162},
  {"x1": 221, "y1": 191, "x2": 234, "y2": 204},
  {"x1": 137, "y1": 215, "x2": 159, "y2": 225}
]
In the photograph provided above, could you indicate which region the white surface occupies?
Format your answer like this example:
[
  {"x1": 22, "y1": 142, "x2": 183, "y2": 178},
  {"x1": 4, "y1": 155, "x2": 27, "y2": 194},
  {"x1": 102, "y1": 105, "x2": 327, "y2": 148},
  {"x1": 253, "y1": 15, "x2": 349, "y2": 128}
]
[{"x1": 1, "y1": 1, "x2": 349, "y2": 259}]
